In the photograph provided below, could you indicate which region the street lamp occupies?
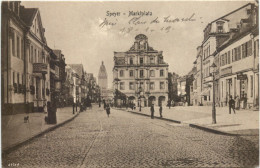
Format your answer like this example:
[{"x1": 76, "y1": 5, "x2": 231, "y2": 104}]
[{"x1": 210, "y1": 63, "x2": 217, "y2": 124}]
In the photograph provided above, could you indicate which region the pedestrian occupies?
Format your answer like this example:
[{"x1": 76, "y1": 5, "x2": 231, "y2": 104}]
[
  {"x1": 150, "y1": 104, "x2": 154, "y2": 119},
  {"x1": 229, "y1": 96, "x2": 235, "y2": 114},
  {"x1": 103, "y1": 100, "x2": 106, "y2": 110},
  {"x1": 235, "y1": 95, "x2": 240, "y2": 110},
  {"x1": 106, "y1": 104, "x2": 110, "y2": 117},
  {"x1": 159, "y1": 104, "x2": 163, "y2": 118},
  {"x1": 168, "y1": 100, "x2": 171, "y2": 109}
]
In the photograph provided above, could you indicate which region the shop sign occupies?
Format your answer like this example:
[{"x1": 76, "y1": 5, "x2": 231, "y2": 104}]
[
  {"x1": 220, "y1": 66, "x2": 232, "y2": 76},
  {"x1": 33, "y1": 63, "x2": 48, "y2": 74},
  {"x1": 237, "y1": 73, "x2": 247, "y2": 80}
]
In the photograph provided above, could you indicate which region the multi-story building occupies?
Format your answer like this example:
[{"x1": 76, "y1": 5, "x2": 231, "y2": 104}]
[
  {"x1": 64, "y1": 65, "x2": 77, "y2": 105},
  {"x1": 214, "y1": 7, "x2": 258, "y2": 108},
  {"x1": 193, "y1": 46, "x2": 203, "y2": 106},
  {"x1": 2, "y1": 2, "x2": 51, "y2": 113},
  {"x1": 113, "y1": 34, "x2": 169, "y2": 107},
  {"x1": 68, "y1": 64, "x2": 84, "y2": 104},
  {"x1": 198, "y1": 3, "x2": 257, "y2": 106}
]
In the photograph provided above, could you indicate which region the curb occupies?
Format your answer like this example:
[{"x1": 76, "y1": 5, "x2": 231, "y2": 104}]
[
  {"x1": 2, "y1": 112, "x2": 80, "y2": 155},
  {"x1": 118, "y1": 108, "x2": 242, "y2": 136}
]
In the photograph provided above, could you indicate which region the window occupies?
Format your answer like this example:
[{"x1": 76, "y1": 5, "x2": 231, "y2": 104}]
[
  {"x1": 247, "y1": 40, "x2": 252, "y2": 56},
  {"x1": 129, "y1": 82, "x2": 134, "y2": 90},
  {"x1": 222, "y1": 81, "x2": 223, "y2": 98},
  {"x1": 34, "y1": 49, "x2": 37, "y2": 63},
  {"x1": 140, "y1": 82, "x2": 144, "y2": 89},
  {"x1": 17, "y1": 73, "x2": 19, "y2": 84},
  {"x1": 150, "y1": 82, "x2": 155, "y2": 90},
  {"x1": 119, "y1": 70, "x2": 124, "y2": 77},
  {"x1": 228, "y1": 51, "x2": 230, "y2": 64},
  {"x1": 225, "y1": 53, "x2": 227, "y2": 65},
  {"x1": 140, "y1": 70, "x2": 144, "y2": 78},
  {"x1": 12, "y1": 32, "x2": 15, "y2": 56},
  {"x1": 150, "y1": 57, "x2": 154, "y2": 64},
  {"x1": 160, "y1": 70, "x2": 164, "y2": 77},
  {"x1": 13, "y1": 71, "x2": 15, "y2": 84},
  {"x1": 140, "y1": 57, "x2": 143, "y2": 64},
  {"x1": 21, "y1": 39, "x2": 24, "y2": 60},
  {"x1": 17, "y1": 36, "x2": 20, "y2": 58},
  {"x1": 242, "y1": 43, "x2": 247, "y2": 58},
  {"x1": 38, "y1": 51, "x2": 40, "y2": 63},
  {"x1": 30, "y1": 46, "x2": 33, "y2": 63},
  {"x1": 129, "y1": 70, "x2": 134, "y2": 77},
  {"x1": 160, "y1": 82, "x2": 165, "y2": 90},
  {"x1": 130, "y1": 58, "x2": 133, "y2": 65},
  {"x1": 251, "y1": 75, "x2": 253, "y2": 97},
  {"x1": 237, "y1": 46, "x2": 241, "y2": 60},
  {"x1": 150, "y1": 70, "x2": 155, "y2": 77},
  {"x1": 120, "y1": 82, "x2": 124, "y2": 90},
  {"x1": 216, "y1": 21, "x2": 224, "y2": 33}
]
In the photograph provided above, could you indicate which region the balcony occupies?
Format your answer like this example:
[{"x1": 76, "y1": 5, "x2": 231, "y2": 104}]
[{"x1": 33, "y1": 63, "x2": 48, "y2": 74}]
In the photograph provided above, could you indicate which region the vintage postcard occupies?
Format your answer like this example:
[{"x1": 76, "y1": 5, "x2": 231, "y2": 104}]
[{"x1": 1, "y1": 0, "x2": 259, "y2": 167}]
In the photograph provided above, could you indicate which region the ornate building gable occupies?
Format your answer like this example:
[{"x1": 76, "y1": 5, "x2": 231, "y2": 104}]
[
  {"x1": 20, "y1": 8, "x2": 47, "y2": 44},
  {"x1": 129, "y1": 34, "x2": 156, "y2": 52}
]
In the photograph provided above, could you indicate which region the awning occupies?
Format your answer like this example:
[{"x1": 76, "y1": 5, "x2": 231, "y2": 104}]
[
  {"x1": 114, "y1": 89, "x2": 127, "y2": 99},
  {"x1": 200, "y1": 88, "x2": 210, "y2": 96}
]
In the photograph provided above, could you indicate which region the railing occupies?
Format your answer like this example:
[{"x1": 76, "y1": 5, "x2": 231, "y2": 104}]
[{"x1": 33, "y1": 63, "x2": 48, "y2": 74}]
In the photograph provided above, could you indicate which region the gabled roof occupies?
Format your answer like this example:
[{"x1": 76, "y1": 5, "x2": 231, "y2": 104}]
[
  {"x1": 20, "y1": 6, "x2": 37, "y2": 26},
  {"x1": 68, "y1": 64, "x2": 84, "y2": 77}
]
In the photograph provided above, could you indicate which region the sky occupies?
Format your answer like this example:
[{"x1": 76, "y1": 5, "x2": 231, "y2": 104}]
[{"x1": 22, "y1": 1, "x2": 253, "y2": 88}]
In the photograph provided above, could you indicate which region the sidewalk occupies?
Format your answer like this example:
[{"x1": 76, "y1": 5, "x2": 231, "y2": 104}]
[
  {"x1": 123, "y1": 106, "x2": 259, "y2": 136},
  {"x1": 2, "y1": 106, "x2": 79, "y2": 153}
]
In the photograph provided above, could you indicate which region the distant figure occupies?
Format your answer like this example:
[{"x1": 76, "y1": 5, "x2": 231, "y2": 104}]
[
  {"x1": 150, "y1": 104, "x2": 154, "y2": 119},
  {"x1": 168, "y1": 100, "x2": 171, "y2": 109},
  {"x1": 229, "y1": 96, "x2": 236, "y2": 114},
  {"x1": 103, "y1": 100, "x2": 106, "y2": 110},
  {"x1": 99, "y1": 101, "x2": 101, "y2": 108},
  {"x1": 159, "y1": 104, "x2": 163, "y2": 118},
  {"x1": 106, "y1": 104, "x2": 110, "y2": 117},
  {"x1": 235, "y1": 95, "x2": 240, "y2": 110}
]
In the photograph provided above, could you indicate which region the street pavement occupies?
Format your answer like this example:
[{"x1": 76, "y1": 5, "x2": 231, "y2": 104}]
[
  {"x1": 125, "y1": 105, "x2": 259, "y2": 135},
  {"x1": 2, "y1": 106, "x2": 78, "y2": 151},
  {"x1": 2, "y1": 105, "x2": 259, "y2": 168}
]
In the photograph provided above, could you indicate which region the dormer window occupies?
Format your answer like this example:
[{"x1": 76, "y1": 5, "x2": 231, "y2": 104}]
[{"x1": 216, "y1": 21, "x2": 224, "y2": 33}]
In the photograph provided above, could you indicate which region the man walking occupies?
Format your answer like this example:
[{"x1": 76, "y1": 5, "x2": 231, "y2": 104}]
[
  {"x1": 150, "y1": 104, "x2": 154, "y2": 119},
  {"x1": 229, "y1": 96, "x2": 236, "y2": 114},
  {"x1": 159, "y1": 104, "x2": 163, "y2": 118}
]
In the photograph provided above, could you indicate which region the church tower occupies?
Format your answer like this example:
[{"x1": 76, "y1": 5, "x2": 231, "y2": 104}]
[{"x1": 98, "y1": 61, "x2": 108, "y2": 95}]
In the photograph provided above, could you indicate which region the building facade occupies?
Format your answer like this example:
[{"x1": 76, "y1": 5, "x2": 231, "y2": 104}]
[
  {"x1": 192, "y1": 3, "x2": 258, "y2": 107},
  {"x1": 113, "y1": 34, "x2": 169, "y2": 107},
  {"x1": 2, "y1": 2, "x2": 51, "y2": 114}
]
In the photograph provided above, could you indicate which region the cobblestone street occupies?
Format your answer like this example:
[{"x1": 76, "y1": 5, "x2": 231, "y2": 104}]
[{"x1": 2, "y1": 105, "x2": 259, "y2": 168}]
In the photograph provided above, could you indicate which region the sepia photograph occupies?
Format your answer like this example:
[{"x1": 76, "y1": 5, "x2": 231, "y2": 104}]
[{"x1": 1, "y1": 0, "x2": 259, "y2": 167}]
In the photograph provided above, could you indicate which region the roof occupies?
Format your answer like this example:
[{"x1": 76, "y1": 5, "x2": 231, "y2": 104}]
[
  {"x1": 114, "y1": 52, "x2": 126, "y2": 57},
  {"x1": 53, "y1": 50, "x2": 62, "y2": 58},
  {"x1": 204, "y1": 3, "x2": 254, "y2": 32},
  {"x1": 20, "y1": 6, "x2": 38, "y2": 26},
  {"x1": 68, "y1": 64, "x2": 84, "y2": 77},
  {"x1": 217, "y1": 26, "x2": 258, "y2": 53}
]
